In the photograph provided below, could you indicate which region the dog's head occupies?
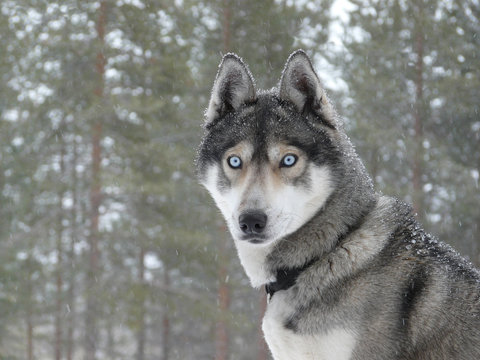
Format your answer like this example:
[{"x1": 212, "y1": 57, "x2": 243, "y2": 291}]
[{"x1": 197, "y1": 50, "x2": 342, "y2": 247}]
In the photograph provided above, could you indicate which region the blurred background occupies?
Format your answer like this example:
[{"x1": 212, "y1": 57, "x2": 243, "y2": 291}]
[{"x1": 0, "y1": 0, "x2": 478, "y2": 359}]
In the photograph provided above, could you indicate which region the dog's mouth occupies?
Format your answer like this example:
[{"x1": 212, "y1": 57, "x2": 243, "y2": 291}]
[
  {"x1": 240, "y1": 234, "x2": 267, "y2": 244},
  {"x1": 248, "y1": 238, "x2": 266, "y2": 245}
]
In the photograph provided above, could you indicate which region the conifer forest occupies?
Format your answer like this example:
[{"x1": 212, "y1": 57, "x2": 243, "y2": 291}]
[{"x1": 0, "y1": 0, "x2": 479, "y2": 359}]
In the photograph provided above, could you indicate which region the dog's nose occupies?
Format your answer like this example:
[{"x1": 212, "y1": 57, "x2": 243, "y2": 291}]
[{"x1": 239, "y1": 211, "x2": 267, "y2": 235}]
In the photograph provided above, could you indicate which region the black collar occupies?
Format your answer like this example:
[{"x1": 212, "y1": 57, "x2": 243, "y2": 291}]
[{"x1": 265, "y1": 257, "x2": 318, "y2": 300}]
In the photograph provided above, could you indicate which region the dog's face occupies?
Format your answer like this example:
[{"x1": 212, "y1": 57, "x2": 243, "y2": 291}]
[{"x1": 197, "y1": 51, "x2": 340, "y2": 247}]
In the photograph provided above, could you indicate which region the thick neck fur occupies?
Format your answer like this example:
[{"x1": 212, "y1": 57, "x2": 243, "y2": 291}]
[{"x1": 265, "y1": 133, "x2": 377, "y2": 278}]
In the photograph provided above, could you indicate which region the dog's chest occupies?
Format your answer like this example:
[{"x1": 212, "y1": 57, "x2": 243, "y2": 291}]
[{"x1": 262, "y1": 293, "x2": 356, "y2": 360}]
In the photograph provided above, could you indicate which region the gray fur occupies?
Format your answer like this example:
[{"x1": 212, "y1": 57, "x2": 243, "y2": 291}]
[
  {"x1": 197, "y1": 50, "x2": 480, "y2": 359},
  {"x1": 279, "y1": 50, "x2": 337, "y2": 129},
  {"x1": 205, "y1": 53, "x2": 256, "y2": 127}
]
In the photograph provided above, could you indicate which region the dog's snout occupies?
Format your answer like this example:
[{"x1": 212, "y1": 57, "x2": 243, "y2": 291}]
[{"x1": 239, "y1": 211, "x2": 267, "y2": 235}]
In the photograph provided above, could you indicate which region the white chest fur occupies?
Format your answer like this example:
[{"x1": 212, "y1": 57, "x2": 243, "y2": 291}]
[{"x1": 262, "y1": 293, "x2": 356, "y2": 360}]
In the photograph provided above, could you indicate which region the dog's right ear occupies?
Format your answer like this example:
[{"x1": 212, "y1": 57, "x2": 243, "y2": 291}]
[{"x1": 205, "y1": 53, "x2": 256, "y2": 127}]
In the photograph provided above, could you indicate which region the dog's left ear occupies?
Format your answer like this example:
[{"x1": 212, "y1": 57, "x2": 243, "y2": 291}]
[
  {"x1": 279, "y1": 50, "x2": 336, "y2": 129},
  {"x1": 205, "y1": 53, "x2": 256, "y2": 127}
]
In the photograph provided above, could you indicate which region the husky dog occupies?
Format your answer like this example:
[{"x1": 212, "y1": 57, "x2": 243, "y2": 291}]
[{"x1": 196, "y1": 50, "x2": 480, "y2": 360}]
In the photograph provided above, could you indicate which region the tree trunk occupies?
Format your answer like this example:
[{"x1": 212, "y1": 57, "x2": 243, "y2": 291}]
[
  {"x1": 215, "y1": 259, "x2": 230, "y2": 360},
  {"x1": 370, "y1": 147, "x2": 379, "y2": 188},
  {"x1": 477, "y1": 156, "x2": 480, "y2": 265},
  {"x1": 136, "y1": 247, "x2": 146, "y2": 360},
  {"x1": 27, "y1": 307, "x2": 33, "y2": 360},
  {"x1": 26, "y1": 258, "x2": 33, "y2": 360},
  {"x1": 85, "y1": 1, "x2": 107, "y2": 359},
  {"x1": 55, "y1": 132, "x2": 66, "y2": 360},
  {"x1": 67, "y1": 138, "x2": 78, "y2": 360},
  {"x1": 85, "y1": 125, "x2": 102, "y2": 360},
  {"x1": 222, "y1": 0, "x2": 232, "y2": 53},
  {"x1": 106, "y1": 309, "x2": 116, "y2": 359},
  {"x1": 412, "y1": 0, "x2": 425, "y2": 220},
  {"x1": 162, "y1": 267, "x2": 170, "y2": 360}
]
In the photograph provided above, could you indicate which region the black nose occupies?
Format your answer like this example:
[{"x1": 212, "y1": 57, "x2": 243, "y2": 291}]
[{"x1": 239, "y1": 211, "x2": 267, "y2": 235}]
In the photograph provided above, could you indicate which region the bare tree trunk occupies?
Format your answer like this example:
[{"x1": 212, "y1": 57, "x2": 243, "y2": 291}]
[
  {"x1": 55, "y1": 132, "x2": 66, "y2": 360},
  {"x1": 85, "y1": 123, "x2": 102, "y2": 360},
  {"x1": 85, "y1": 1, "x2": 107, "y2": 359},
  {"x1": 215, "y1": 260, "x2": 230, "y2": 360},
  {"x1": 136, "y1": 247, "x2": 146, "y2": 360},
  {"x1": 67, "y1": 139, "x2": 78, "y2": 360},
  {"x1": 162, "y1": 267, "x2": 170, "y2": 360},
  {"x1": 257, "y1": 292, "x2": 269, "y2": 360},
  {"x1": 106, "y1": 310, "x2": 116, "y2": 358},
  {"x1": 27, "y1": 308, "x2": 33, "y2": 360},
  {"x1": 370, "y1": 147, "x2": 379, "y2": 188},
  {"x1": 222, "y1": 0, "x2": 231, "y2": 53},
  {"x1": 26, "y1": 256, "x2": 33, "y2": 360},
  {"x1": 476, "y1": 157, "x2": 480, "y2": 265},
  {"x1": 23, "y1": 107, "x2": 34, "y2": 360},
  {"x1": 412, "y1": 0, "x2": 425, "y2": 220}
]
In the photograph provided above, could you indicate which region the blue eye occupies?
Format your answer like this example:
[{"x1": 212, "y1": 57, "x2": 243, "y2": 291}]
[
  {"x1": 228, "y1": 155, "x2": 242, "y2": 169},
  {"x1": 281, "y1": 154, "x2": 297, "y2": 167}
]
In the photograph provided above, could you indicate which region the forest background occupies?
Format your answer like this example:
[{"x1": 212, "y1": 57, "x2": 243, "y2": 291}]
[{"x1": 0, "y1": 0, "x2": 478, "y2": 359}]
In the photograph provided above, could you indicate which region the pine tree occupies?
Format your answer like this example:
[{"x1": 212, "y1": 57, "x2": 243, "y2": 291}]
[{"x1": 426, "y1": 0, "x2": 480, "y2": 259}]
